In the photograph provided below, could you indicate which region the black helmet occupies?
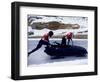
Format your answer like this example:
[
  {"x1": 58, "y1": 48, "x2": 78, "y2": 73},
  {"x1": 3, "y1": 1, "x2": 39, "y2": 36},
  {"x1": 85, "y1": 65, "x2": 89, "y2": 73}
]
[{"x1": 48, "y1": 31, "x2": 54, "y2": 37}]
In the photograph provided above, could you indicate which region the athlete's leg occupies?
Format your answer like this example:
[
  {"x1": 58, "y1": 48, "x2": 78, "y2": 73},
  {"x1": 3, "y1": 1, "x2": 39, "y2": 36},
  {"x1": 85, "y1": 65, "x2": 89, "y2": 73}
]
[
  {"x1": 67, "y1": 39, "x2": 70, "y2": 45},
  {"x1": 71, "y1": 39, "x2": 73, "y2": 45},
  {"x1": 28, "y1": 40, "x2": 43, "y2": 56},
  {"x1": 28, "y1": 40, "x2": 50, "y2": 56}
]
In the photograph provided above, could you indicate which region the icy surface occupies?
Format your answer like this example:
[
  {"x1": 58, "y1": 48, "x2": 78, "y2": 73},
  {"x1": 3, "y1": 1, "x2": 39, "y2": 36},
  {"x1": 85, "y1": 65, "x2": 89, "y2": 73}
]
[{"x1": 28, "y1": 39, "x2": 88, "y2": 66}]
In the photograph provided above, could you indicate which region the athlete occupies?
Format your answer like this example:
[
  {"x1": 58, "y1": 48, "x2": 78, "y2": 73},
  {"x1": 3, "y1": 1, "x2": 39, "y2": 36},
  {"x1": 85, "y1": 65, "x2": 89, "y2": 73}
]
[
  {"x1": 66, "y1": 32, "x2": 73, "y2": 45},
  {"x1": 28, "y1": 31, "x2": 54, "y2": 56}
]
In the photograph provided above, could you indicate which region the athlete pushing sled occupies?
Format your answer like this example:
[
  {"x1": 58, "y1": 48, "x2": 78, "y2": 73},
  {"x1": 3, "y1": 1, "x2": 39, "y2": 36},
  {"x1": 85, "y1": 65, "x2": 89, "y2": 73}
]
[
  {"x1": 54, "y1": 32, "x2": 73, "y2": 46},
  {"x1": 28, "y1": 31, "x2": 54, "y2": 56}
]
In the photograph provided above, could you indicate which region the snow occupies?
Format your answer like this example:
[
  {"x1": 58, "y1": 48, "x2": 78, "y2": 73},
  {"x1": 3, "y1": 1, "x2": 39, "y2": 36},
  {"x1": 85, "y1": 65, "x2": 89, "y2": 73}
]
[
  {"x1": 28, "y1": 15, "x2": 88, "y2": 27},
  {"x1": 28, "y1": 15, "x2": 88, "y2": 36},
  {"x1": 28, "y1": 27, "x2": 88, "y2": 36}
]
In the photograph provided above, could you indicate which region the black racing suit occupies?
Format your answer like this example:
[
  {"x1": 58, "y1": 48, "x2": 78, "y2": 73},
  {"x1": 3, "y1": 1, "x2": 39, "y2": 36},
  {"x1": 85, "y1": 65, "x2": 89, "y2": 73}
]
[{"x1": 28, "y1": 39, "x2": 50, "y2": 56}]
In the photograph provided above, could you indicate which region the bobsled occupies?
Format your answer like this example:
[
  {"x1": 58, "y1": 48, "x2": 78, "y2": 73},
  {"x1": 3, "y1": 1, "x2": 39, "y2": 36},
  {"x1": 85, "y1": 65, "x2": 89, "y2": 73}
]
[{"x1": 44, "y1": 45, "x2": 87, "y2": 57}]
